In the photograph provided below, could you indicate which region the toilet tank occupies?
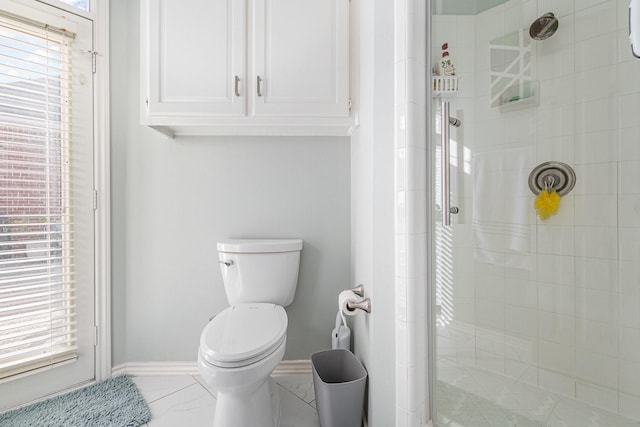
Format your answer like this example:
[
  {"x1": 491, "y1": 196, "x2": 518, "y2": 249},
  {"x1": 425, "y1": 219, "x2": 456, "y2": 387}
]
[{"x1": 217, "y1": 239, "x2": 303, "y2": 306}]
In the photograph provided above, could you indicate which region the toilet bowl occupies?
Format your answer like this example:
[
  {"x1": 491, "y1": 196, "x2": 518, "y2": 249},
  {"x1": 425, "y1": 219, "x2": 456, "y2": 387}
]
[
  {"x1": 197, "y1": 239, "x2": 302, "y2": 427},
  {"x1": 198, "y1": 303, "x2": 288, "y2": 427}
]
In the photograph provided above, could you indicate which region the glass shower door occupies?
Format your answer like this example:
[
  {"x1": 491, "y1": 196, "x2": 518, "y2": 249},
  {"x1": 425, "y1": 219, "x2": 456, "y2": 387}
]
[{"x1": 430, "y1": 1, "x2": 640, "y2": 425}]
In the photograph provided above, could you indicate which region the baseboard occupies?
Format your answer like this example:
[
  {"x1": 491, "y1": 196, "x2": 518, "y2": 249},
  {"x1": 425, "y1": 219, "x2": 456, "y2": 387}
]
[
  {"x1": 112, "y1": 362, "x2": 198, "y2": 376},
  {"x1": 272, "y1": 359, "x2": 312, "y2": 375},
  {"x1": 111, "y1": 364, "x2": 126, "y2": 377},
  {"x1": 112, "y1": 359, "x2": 312, "y2": 377}
]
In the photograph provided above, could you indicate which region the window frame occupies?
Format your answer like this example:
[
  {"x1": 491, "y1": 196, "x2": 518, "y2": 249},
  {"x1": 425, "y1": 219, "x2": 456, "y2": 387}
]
[
  {"x1": 4, "y1": 0, "x2": 111, "y2": 383},
  {"x1": 35, "y1": 0, "x2": 95, "y2": 20}
]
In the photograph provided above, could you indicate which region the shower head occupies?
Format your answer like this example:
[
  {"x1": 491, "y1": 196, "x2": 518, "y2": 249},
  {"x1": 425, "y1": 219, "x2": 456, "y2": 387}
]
[{"x1": 529, "y1": 12, "x2": 559, "y2": 40}]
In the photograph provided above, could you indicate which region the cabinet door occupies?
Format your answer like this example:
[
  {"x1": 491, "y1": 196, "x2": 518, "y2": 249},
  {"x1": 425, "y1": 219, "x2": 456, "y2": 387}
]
[
  {"x1": 252, "y1": 0, "x2": 350, "y2": 118},
  {"x1": 143, "y1": 0, "x2": 246, "y2": 117}
]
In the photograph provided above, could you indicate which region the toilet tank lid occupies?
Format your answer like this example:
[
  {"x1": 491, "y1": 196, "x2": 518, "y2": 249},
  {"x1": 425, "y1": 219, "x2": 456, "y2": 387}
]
[{"x1": 217, "y1": 239, "x2": 303, "y2": 253}]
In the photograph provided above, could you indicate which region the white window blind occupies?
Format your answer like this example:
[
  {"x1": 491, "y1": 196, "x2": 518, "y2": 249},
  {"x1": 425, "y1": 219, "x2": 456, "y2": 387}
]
[{"x1": 0, "y1": 12, "x2": 78, "y2": 380}]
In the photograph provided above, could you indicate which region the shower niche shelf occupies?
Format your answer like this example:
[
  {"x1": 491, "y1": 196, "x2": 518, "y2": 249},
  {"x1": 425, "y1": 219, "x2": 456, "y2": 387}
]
[
  {"x1": 433, "y1": 76, "x2": 460, "y2": 96},
  {"x1": 498, "y1": 89, "x2": 539, "y2": 112}
]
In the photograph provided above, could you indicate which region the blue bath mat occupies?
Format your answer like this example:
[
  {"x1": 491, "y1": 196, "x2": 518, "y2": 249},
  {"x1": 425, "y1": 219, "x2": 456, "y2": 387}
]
[{"x1": 0, "y1": 375, "x2": 151, "y2": 427}]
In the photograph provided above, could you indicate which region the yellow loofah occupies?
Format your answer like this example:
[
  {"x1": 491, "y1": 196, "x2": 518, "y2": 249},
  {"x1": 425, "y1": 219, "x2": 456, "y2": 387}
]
[{"x1": 534, "y1": 189, "x2": 560, "y2": 220}]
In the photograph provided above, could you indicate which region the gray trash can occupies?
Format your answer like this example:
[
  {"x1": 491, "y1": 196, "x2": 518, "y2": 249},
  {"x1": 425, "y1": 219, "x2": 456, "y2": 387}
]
[{"x1": 311, "y1": 349, "x2": 367, "y2": 427}]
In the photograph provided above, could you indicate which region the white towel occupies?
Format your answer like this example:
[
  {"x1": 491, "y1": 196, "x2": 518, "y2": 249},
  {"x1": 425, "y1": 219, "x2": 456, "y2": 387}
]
[{"x1": 472, "y1": 147, "x2": 533, "y2": 270}]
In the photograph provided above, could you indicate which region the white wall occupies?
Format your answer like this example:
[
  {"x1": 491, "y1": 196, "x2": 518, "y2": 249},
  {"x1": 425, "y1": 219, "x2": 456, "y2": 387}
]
[
  {"x1": 350, "y1": 0, "x2": 396, "y2": 425},
  {"x1": 110, "y1": 0, "x2": 351, "y2": 364}
]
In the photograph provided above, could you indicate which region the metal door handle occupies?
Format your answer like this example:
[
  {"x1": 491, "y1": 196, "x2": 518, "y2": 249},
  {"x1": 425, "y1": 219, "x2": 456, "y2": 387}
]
[{"x1": 440, "y1": 100, "x2": 459, "y2": 226}]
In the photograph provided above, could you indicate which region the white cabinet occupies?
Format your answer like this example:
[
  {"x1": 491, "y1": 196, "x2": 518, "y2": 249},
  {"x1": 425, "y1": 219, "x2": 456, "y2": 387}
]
[
  {"x1": 140, "y1": 0, "x2": 353, "y2": 136},
  {"x1": 140, "y1": 0, "x2": 246, "y2": 118}
]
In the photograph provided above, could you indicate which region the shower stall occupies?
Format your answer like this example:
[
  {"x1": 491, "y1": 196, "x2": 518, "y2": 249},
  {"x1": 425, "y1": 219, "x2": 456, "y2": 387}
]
[{"x1": 426, "y1": 0, "x2": 640, "y2": 425}]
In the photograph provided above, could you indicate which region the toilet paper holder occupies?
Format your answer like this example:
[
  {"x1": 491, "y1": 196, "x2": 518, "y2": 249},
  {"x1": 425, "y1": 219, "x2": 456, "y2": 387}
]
[
  {"x1": 350, "y1": 284, "x2": 364, "y2": 297},
  {"x1": 344, "y1": 284, "x2": 372, "y2": 313}
]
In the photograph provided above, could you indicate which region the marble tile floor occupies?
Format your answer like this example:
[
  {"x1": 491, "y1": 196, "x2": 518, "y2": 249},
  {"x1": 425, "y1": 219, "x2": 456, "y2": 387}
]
[
  {"x1": 436, "y1": 362, "x2": 640, "y2": 427},
  {"x1": 131, "y1": 373, "x2": 319, "y2": 427},
  {"x1": 132, "y1": 364, "x2": 640, "y2": 426}
]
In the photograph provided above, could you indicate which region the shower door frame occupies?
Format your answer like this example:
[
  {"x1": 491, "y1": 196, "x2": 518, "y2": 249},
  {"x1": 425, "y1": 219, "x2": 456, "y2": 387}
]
[{"x1": 425, "y1": 2, "x2": 436, "y2": 424}]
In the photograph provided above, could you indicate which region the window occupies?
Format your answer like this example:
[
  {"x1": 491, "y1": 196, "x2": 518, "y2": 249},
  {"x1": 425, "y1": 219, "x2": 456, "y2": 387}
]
[
  {"x1": 57, "y1": 0, "x2": 89, "y2": 12},
  {"x1": 0, "y1": 10, "x2": 79, "y2": 379}
]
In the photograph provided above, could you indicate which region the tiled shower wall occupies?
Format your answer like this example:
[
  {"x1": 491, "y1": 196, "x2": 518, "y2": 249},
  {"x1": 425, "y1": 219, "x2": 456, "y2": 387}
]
[
  {"x1": 394, "y1": 0, "x2": 429, "y2": 424},
  {"x1": 431, "y1": 0, "x2": 640, "y2": 420}
]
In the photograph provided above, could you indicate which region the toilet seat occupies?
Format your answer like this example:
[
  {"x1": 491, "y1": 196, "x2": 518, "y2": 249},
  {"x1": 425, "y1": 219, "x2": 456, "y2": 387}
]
[{"x1": 200, "y1": 303, "x2": 288, "y2": 368}]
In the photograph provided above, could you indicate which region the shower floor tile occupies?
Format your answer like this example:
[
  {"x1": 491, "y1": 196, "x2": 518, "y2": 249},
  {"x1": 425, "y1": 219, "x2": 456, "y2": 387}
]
[{"x1": 435, "y1": 364, "x2": 640, "y2": 427}]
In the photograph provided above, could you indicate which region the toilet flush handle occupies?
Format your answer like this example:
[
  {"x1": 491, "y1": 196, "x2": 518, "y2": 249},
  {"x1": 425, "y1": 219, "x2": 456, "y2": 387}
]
[{"x1": 218, "y1": 260, "x2": 234, "y2": 267}]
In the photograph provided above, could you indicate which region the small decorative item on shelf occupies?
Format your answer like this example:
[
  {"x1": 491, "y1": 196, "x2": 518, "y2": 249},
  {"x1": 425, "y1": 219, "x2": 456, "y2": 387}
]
[
  {"x1": 433, "y1": 42, "x2": 460, "y2": 96},
  {"x1": 435, "y1": 43, "x2": 457, "y2": 76}
]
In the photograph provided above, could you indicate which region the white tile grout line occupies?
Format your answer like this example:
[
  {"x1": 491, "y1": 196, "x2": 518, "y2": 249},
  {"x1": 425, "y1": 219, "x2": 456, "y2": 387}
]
[
  {"x1": 143, "y1": 380, "x2": 200, "y2": 405},
  {"x1": 192, "y1": 375, "x2": 217, "y2": 400},
  {"x1": 275, "y1": 381, "x2": 318, "y2": 412}
]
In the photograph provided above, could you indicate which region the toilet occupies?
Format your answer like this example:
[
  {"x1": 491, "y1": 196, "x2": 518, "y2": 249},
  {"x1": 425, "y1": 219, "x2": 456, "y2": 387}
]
[{"x1": 198, "y1": 238, "x2": 303, "y2": 427}]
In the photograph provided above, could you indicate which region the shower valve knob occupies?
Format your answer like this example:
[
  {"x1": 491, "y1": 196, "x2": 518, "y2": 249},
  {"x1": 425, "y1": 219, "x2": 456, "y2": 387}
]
[{"x1": 450, "y1": 207, "x2": 459, "y2": 214}]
